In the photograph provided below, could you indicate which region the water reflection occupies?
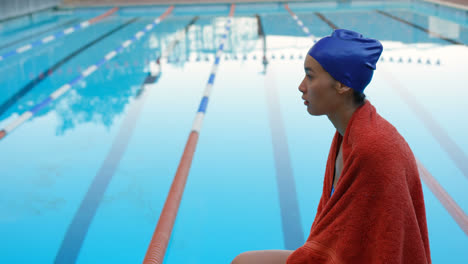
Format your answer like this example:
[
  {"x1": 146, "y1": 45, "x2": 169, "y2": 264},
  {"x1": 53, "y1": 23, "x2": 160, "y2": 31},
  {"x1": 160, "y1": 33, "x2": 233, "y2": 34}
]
[{"x1": 0, "y1": 16, "x2": 261, "y2": 136}]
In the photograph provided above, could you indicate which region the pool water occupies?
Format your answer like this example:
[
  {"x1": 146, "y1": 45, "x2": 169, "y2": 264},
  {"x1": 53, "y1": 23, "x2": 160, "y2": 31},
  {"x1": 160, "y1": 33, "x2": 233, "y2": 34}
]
[{"x1": 0, "y1": 1, "x2": 467, "y2": 263}]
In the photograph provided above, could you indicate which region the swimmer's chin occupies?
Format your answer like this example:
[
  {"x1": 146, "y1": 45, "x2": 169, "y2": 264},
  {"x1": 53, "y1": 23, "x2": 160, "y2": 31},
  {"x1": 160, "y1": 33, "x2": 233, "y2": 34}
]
[{"x1": 306, "y1": 105, "x2": 325, "y2": 116}]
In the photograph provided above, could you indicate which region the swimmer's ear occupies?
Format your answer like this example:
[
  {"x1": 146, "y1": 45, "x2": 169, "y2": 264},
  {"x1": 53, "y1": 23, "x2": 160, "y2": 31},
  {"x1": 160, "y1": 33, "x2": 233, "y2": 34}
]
[{"x1": 334, "y1": 81, "x2": 352, "y2": 95}]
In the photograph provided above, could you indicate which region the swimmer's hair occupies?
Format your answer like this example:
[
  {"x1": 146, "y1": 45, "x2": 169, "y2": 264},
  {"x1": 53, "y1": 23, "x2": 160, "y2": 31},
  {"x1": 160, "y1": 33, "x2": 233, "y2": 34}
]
[{"x1": 353, "y1": 90, "x2": 366, "y2": 105}]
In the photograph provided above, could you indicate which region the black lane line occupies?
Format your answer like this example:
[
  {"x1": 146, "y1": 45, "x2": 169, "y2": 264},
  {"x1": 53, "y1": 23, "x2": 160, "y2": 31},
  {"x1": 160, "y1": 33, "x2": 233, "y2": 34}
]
[
  {"x1": 315, "y1": 12, "x2": 338, "y2": 30},
  {"x1": 0, "y1": 18, "x2": 80, "y2": 51},
  {"x1": 255, "y1": 14, "x2": 268, "y2": 72},
  {"x1": 53, "y1": 17, "x2": 199, "y2": 264},
  {"x1": 53, "y1": 74, "x2": 158, "y2": 264},
  {"x1": 265, "y1": 69, "x2": 305, "y2": 250},
  {"x1": 258, "y1": 14, "x2": 304, "y2": 250},
  {"x1": 0, "y1": 17, "x2": 139, "y2": 118},
  {"x1": 376, "y1": 10, "x2": 463, "y2": 45}
]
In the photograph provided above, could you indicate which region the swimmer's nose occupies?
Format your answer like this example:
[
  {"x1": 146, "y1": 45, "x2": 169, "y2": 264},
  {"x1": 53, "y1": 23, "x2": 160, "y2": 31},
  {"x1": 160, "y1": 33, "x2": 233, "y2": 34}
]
[{"x1": 298, "y1": 78, "x2": 306, "y2": 93}]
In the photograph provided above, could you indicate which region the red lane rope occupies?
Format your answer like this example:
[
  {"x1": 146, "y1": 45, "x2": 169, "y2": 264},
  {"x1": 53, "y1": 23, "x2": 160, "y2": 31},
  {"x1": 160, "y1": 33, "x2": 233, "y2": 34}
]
[
  {"x1": 89, "y1": 7, "x2": 119, "y2": 24},
  {"x1": 143, "y1": 132, "x2": 199, "y2": 264},
  {"x1": 416, "y1": 158, "x2": 468, "y2": 236},
  {"x1": 142, "y1": 5, "x2": 235, "y2": 263}
]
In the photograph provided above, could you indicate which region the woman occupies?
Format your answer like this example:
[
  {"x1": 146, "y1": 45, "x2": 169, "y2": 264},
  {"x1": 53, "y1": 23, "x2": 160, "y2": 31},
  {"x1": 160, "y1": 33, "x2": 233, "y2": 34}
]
[{"x1": 231, "y1": 29, "x2": 431, "y2": 264}]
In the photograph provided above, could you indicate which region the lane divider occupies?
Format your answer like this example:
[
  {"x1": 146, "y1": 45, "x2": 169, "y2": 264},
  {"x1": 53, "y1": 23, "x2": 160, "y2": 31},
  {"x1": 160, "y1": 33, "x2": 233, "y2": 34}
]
[
  {"x1": 88, "y1": 8, "x2": 119, "y2": 24},
  {"x1": 416, "y1": 158, "x2": 468, "y2": 236},
  {"x1": 0, "y1": 7, "x2": 119, "y2": 62},
  {"x1": 142, "y1": 4, "x2": 235, "y2": 264},
  {"x1": 380, "y1": 56, "x2": 441, "y2": 65},
  {"x1": 53, "y1": 15, "x2": 197, "y2": 264},
  {"x1": 0, "y1": 18, "x2": 80, "y2": 51},
  {"x1": 0, "y1": 17, "x2": 139, "y2": 118},
  {"x1": 381, "y1": 67, "x2": 468, "y2": 182},
  {"x1": 0, "y1": 6, "x2": 174, "y2": 142},
  {"x1": 286, "y1": 7, "x2": 468, "y2": 236},
  {"x1": 284, "y1": 4, "x2": 317, "y2": 42},
  {"x1": 168, "y1": 54, "x2": 442, "y2": 66},
  {"x1": 9, "y1": 52, "x2": 439, "y2": 84},
  {"x1": 381, "y1": 68, "x2": 468, "y2": 235}
]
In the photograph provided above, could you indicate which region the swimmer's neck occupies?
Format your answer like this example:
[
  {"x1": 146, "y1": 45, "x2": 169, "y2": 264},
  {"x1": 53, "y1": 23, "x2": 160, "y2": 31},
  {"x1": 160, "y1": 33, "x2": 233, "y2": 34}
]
[{"x1": 327, "y1": 101, "x2": 363, "y2": 137}]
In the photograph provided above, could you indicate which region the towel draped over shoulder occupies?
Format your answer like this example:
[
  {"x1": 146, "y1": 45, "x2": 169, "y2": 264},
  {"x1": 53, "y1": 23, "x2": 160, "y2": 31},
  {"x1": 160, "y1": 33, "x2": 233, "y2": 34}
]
[{"x1": 286, "y1": 100, "x2": 431, "y2": 264}]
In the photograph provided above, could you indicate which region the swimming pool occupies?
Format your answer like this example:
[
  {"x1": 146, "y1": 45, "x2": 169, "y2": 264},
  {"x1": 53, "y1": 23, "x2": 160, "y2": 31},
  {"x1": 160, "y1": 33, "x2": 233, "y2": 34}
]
[{"x1": 0, "y1": 0, "x2": 467, "y2": 263}]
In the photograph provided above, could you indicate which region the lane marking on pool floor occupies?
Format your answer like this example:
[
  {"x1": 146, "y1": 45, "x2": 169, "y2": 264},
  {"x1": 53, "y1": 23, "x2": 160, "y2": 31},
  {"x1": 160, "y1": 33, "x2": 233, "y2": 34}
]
[
  {"x1": 257, "y1": 13, "x2": 304, "y2": 249},
  {"x1": 265, "y1": 67, "x2": 305, "y2": 249},
  {"x1": 142, "y1": 5, "x2": 235, "y2": 264},
  {"x1": 376, "y1": 10, "x2": 464, "y2": 46},
  {"x1": 0, "y1": 7, "x2": 119, "y2": 62},
  {"x1": 255, "y1": 14, "x2": 268, "y2": 72},
  {"x1": 0, "y1": 18, "x2": 80, "y2": 51},
  {"x1": 53, "y1": 14, "x2": 197, "y2": 264},
  {"x1": 0, "y1": 6, "x2": 174, "y2": 142},
  {"x1": 288, "y1": 7, "x2": 468, "y2": 235},
  {"x1": 0, "y1": 17, "x2": 139, "y2": 118}
]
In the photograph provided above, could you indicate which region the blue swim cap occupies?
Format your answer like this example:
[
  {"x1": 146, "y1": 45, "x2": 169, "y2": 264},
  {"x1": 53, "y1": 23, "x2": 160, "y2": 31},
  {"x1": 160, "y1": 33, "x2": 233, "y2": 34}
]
[{"x1": 308, "y1": 29, "x2": 383, "y2": 93}]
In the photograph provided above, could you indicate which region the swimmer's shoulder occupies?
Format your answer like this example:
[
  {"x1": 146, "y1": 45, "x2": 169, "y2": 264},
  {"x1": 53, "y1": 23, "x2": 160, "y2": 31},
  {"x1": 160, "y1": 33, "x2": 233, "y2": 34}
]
[{"x1": 353, "y1": 114, "x2": 413, "y2": 164}]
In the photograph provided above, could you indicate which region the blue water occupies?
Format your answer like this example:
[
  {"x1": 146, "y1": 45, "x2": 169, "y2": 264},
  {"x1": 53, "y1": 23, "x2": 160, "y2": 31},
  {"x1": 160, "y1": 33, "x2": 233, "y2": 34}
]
[{"x1": 0, "y1": 1, "x2": 467, "y2": 263}]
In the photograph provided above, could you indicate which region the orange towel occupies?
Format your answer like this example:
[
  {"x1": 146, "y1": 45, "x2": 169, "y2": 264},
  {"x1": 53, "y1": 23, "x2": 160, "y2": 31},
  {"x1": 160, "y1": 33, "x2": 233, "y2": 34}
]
[{"x1": 287, "y1": 100, "x2": 431, "y2": 264}]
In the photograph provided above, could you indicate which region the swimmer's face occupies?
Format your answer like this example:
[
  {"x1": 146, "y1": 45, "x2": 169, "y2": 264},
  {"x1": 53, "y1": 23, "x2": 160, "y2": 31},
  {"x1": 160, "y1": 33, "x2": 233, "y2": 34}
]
[{"x1": 299, "y1": 55, "x2": 340, "y2": 116}]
